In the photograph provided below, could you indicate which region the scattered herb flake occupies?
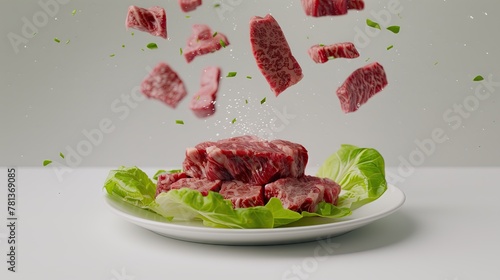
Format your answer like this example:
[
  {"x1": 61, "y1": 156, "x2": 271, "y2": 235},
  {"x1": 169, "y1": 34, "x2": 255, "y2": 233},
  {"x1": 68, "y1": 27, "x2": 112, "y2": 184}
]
[
  {"x1": 231, "y1": 118, "x2": 237, "y2": 124},
  {"x1": 319, "y1": 44, "x2": 325, "y2": 46},
  {"x1": 328, "y1": 56, "x2": 336, "y2": 60},
  {"x1": 213, "y1": 31, "x2": 218, "y2": 37},
  {"x1": 175, "y1": 120, "x2": 184, "y2": 125},
  {"x1": 434, "y1": 61, "x2": 439, "y2": 65},
  {"x1": 246, "y1": 76, "x2": 252, "y2": 79},
  {"x1": 59, "y1": 152, "x2": 65, "y2": 159},
  {"x1": 214, "y1": 3, "x2": 221, "y2": 8},
  {"x1": 122, "y1": 44, "x2": 125, "y2": 48},
  {"x1": 220, "y1": 39, "x2": 226, "y2": 48},
  {"x1": 72, "y1": 9, "x2": 77, "y2": 16},
  {"x1": 180, "y1": 47, "x2": 183, "y2": 55},
  {"x1": 141, "y1": 48, "x2": 144, "y2": 51},
  {"x1": 185, "y1": 15, "x2": 191, "y2": 18},
  {"x1": 65, "y1": 39, "x2": 70, "y2": 44},
  {"x1": 131, "y1": 32, "x2": 134, "y2": 36},
  {"x1": 386, "y1": 45, "x2": 394, "y2": 50},
  {"x1": 54, "y1": 37, "x2": 60, "y2": 43},
  {"x1": 386, "y1": 25, "x2": 400, "y2": 34},
  {"x1": 227, "y1": 72, "x2": 237, "y2": 77},
  {"x1": 366, "y1": 19, "x2": 381, "y2": 30},
  {"x1": 473, "y1": 75, "x2": 484, "y2": 81},
  {"x1": 245, "y1": 99, "x2": 249, "y2": 104},
  {"x1": 147, "y1": 42, "x2": 158, "y2": 50},
  {"x1": 365, "y1": 57, "x2": 371, "y2": 62},
  {"x1": 260, "y1": 97, "x2": 266, "y2": 104},
  {"x1": 109, "y1": 54, "x2": 115, "y2": 57},
  {"x1": 43, "y1": 160, "x2": 52, "y2": 166}
]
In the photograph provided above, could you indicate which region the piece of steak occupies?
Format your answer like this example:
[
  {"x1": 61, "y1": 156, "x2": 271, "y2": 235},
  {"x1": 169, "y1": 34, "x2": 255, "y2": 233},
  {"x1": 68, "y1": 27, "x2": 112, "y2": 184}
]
[
  {"x1": 178, "y1": 0, "x2": 202, "y2": 12},
  {"x1": 249, "y1": 14, "x2": 303, "y2": 96},
  {"x1": 219, "y1": 181, "x2": 265, "y2": 208},
  {"x1": 308, "y1": 42, "x2": 360, "y2": 63},
  {"x1": 125, "y1": 6, "x2": 167, "y2": 39},
  {"x1": 182, "y1": 136, "x2": 307, "y2": 185},
  {"x1": 156, "y1": 172, "x2": 188, "y2": 196},
  {"x1": 189, "y1": 66, "x2": 221, "y2": 118},
  {"x1": 141, "y1": 62, "x2": 188, "y2": 108},
  {"x1": 169, "y1": 178, "x2": 222, "y2": 196},
  {"x1": 184, "y1": 24, "x2": 229, "y2": 63},
  {"x1": 301, "y1": 0, "x2": 348, "y2": 17},
  {"x1": 271, "y1": 139, "x2": 308, "y2": 178},
  {"x1": 264, "y1": 175, "x2": 341, "y2": 213},
  {"x1": 336, "y1": 62, "x2": 388, "y2": 113}
]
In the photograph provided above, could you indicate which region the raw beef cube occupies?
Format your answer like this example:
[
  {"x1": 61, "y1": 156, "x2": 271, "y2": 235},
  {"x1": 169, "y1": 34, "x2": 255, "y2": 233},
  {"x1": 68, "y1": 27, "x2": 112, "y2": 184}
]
[
  {"x1": 219, "y1": 181, "x2": 265, "y2": 208},
  {"x1": 336, "y1": 62, "x2": 388, "y2": 113},
  {"x1": 178, "y1": 0, "x2": 202, "y2": 12},
  {"x1": 271, "y1": 139, "x2": 308, "y2": 178},
  {"x1": 204, "y1": 138, "x2": 292, "y2": 184},
  {"x1": 184, "y1": 24, "x2": 229, "y2": 63},
  {"x1": 347, "y1": 0, "x2": 365, "y2": 10},
  {"x1": 308, "y1": 42, "x2": 359, "y2": 63},
  {"x1": 264, "y1": 176, "x2": 341, "y2": 213},
  {"x1": 250, "y1": 14, "x2": 303, "y2": 96},
  {"x1": 183, "y1": 141, "x2": 217, "y2": 178},
  {"x1": 189, "y1": 66, "x2": 221, "y2": 118},
  {"x1": 125, "y1": 6, "x2": 167, "y2": 39},
  {"x1": 182, "y1": 136, "x2": 307, "y2": 185},
  {"x1": 301, "y1": 0, "x2": 348, "y2": 17},
  {"x1": 156, "y1": 172, "x2": 188, "y2": 196},
  {"x1": 141, "y1": 62, "x2": 187, "y2": 108},
  {"x1": 169, "y1": 178, "x2": 222, "y2": 196}
]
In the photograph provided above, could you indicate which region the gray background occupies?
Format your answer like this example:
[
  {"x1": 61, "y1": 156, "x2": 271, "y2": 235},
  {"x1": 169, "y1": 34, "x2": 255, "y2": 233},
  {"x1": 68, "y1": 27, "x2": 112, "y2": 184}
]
[{"x1": 1, "y1": 0, "x2": 499, "y2": 171}]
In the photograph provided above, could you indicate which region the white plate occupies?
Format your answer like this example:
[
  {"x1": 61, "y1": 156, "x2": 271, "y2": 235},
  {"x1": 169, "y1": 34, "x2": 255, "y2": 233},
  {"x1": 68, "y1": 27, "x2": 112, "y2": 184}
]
[{"x1": 104, "y1": 184, "x2": 405, "y2": 245}]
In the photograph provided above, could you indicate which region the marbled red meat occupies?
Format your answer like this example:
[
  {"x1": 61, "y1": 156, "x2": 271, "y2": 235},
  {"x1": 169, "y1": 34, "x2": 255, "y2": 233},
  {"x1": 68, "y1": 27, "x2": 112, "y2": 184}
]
[
  {"x1": 336, "y1": 62, "x2": 388, "y2": 113},
  {"x1": 169, "y1": 178, "x2": 222, "y2": 196},
  {"x1": 125, "y1": 6, "x2": 167, "y2": 39},
  {"x1": 219, "y1": 181, "x2": 265, "y2": 208},
  {"x1": 189, "y1": 66, "x2": 221, "y2": 118},
  {"x1": 178, "y1": 0, "x2": 202, "y2": 12},
  {"x1": 156, "y1": 172, "x2": 188, "y2": 196},
  {"x1": 264, "y1": 175, "x2": 341, "y2": 212},
  {"x1": 270, "y1": 139, "x2": 308, "y2": 178},
  {"x1": 249, "y1": 14, "x2": 303, "y2": 96},
  {"x1": 141, "y1": 62, "x2": 187, "y2": 108},
  {"x1": 308, "y1": 42, "x2": 360, "y2": 63},
  {"x1": 301, "y1": 0, "x2": 364, "y2": 17},
  {"x1": 182, "y1": 136, "x2": 307, "y2": 185},
  {"x1": 184, "y1": 24, "x2": 229, "y2": 63}
]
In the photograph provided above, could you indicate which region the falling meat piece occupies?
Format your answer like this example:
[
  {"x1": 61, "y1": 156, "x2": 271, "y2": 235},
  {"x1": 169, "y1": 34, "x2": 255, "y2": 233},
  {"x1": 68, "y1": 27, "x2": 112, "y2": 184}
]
[
  {"x1": 183, "y1": 24, "x2": 229, "y2": 63},
  {"x1": 219, "y1": 181, "x2": 265, "y2": 208},
  {"x1": 156, "y1": 172, "x2": 188, "y2": 196},
  {"x1": 141, "y1": 62, "x2": 188, "y2": 108},
  {"x1": 169, "y1": 178, "x2": 222, "y2": 196},
  {"x1": 308, "y1": 42, "x2": 360, "y2": 63},
  {"x1": 301, "y1": 0, "x2": 364, "y2": 17},
  {"x1": 264, "y1": 175, "x2": 341, "y2": 213},
  {"x1": 189, "y1": 66, "x2": 221, "y2": 118},
  {"x1": 249, "y1": 14, "x2": 303, "y2": 96},
  {"x1": 125, "y1": 6, "x2": 167, "y2": 39},
  {"x1": 178, "y1": 0, "x2": 202, "y2": 12},
  {"x1": 336, "y1": 62, "x2": 388, "y2": 113}
]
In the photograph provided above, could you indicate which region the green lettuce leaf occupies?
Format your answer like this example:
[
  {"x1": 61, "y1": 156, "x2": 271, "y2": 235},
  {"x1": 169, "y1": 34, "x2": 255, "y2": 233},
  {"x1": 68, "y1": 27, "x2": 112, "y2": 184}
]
[
  {"x1": 316, "y1": 144, "x2": 387, "y2": 210},
  {"x1": 302, "y1": 202, "x2": 352, "y2": 218}
]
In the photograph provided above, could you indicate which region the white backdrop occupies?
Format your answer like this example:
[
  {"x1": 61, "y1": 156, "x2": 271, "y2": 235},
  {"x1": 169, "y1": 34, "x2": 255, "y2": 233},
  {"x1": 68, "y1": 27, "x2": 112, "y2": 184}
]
[{"x1": 1, "y1": 0, "x2": 499, "y2": 174}]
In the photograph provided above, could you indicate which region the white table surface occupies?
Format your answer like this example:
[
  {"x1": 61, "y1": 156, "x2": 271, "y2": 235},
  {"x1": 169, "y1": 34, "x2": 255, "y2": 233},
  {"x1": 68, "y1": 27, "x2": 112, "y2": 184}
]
[{"x1": 1, "y1": 166, "x2": 499, "y2": 280}]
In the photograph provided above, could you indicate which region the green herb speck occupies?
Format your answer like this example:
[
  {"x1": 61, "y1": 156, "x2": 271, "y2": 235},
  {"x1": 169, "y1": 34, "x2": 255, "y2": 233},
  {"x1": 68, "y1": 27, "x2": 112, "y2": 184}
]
[
  {"x1": 180, "y1": 47, "x2": 183, "y2": 55},
  {"x1": 212, "y1": 31, "x2": 218, "y2": 37},
  {"x1": 54, "y1": 38, "x2": 60, "y2": 43},
  {"x1": 246, "y1": 76, "x2": 252, "y2": 79},
  {"x1": 109, "y1": 54, "x2": 115, "y2": 57},
  {"x1": 59, "y1": 152, "x2": 65, "y2": 159},
  {"x1": 386, "y1": 45, "x2": 394, "y2": 50},
  {"x1": 43, "y1": 160, "x2": 52, "y2": 166},
  {"x1": 227, "y1": 72, "x2": 237, "y2": 77},
  {"x1": 260, "y1": 97, "x2": 266, "y2": 104},
  {"x1": 231, "y1": 118, "x2": 236, "y2": 124},
  {"x1": 147, "y1": 43, "x2": 158, "y2": 50},
  {"x1": 176, "y1": 120, "x2": 184, "y2": 125},
  {"x1": 366, "y1": 19, "x2": 381, "y2": 30},
  {"x1": 386, "y1": 25, "x2": 400, "y2": 34},
  {"x1": 72, "y1": 9, "x2": 77, "y2": 16},
  {"x1": 214, "y1": 3, "x2": 221, "y2": 8},
  {"x1": 473, "y1": 75, "x2": 484, "y2": 81},
  {"x1": 220, "y1": 39, "x2": 226, "y2": 48}
]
